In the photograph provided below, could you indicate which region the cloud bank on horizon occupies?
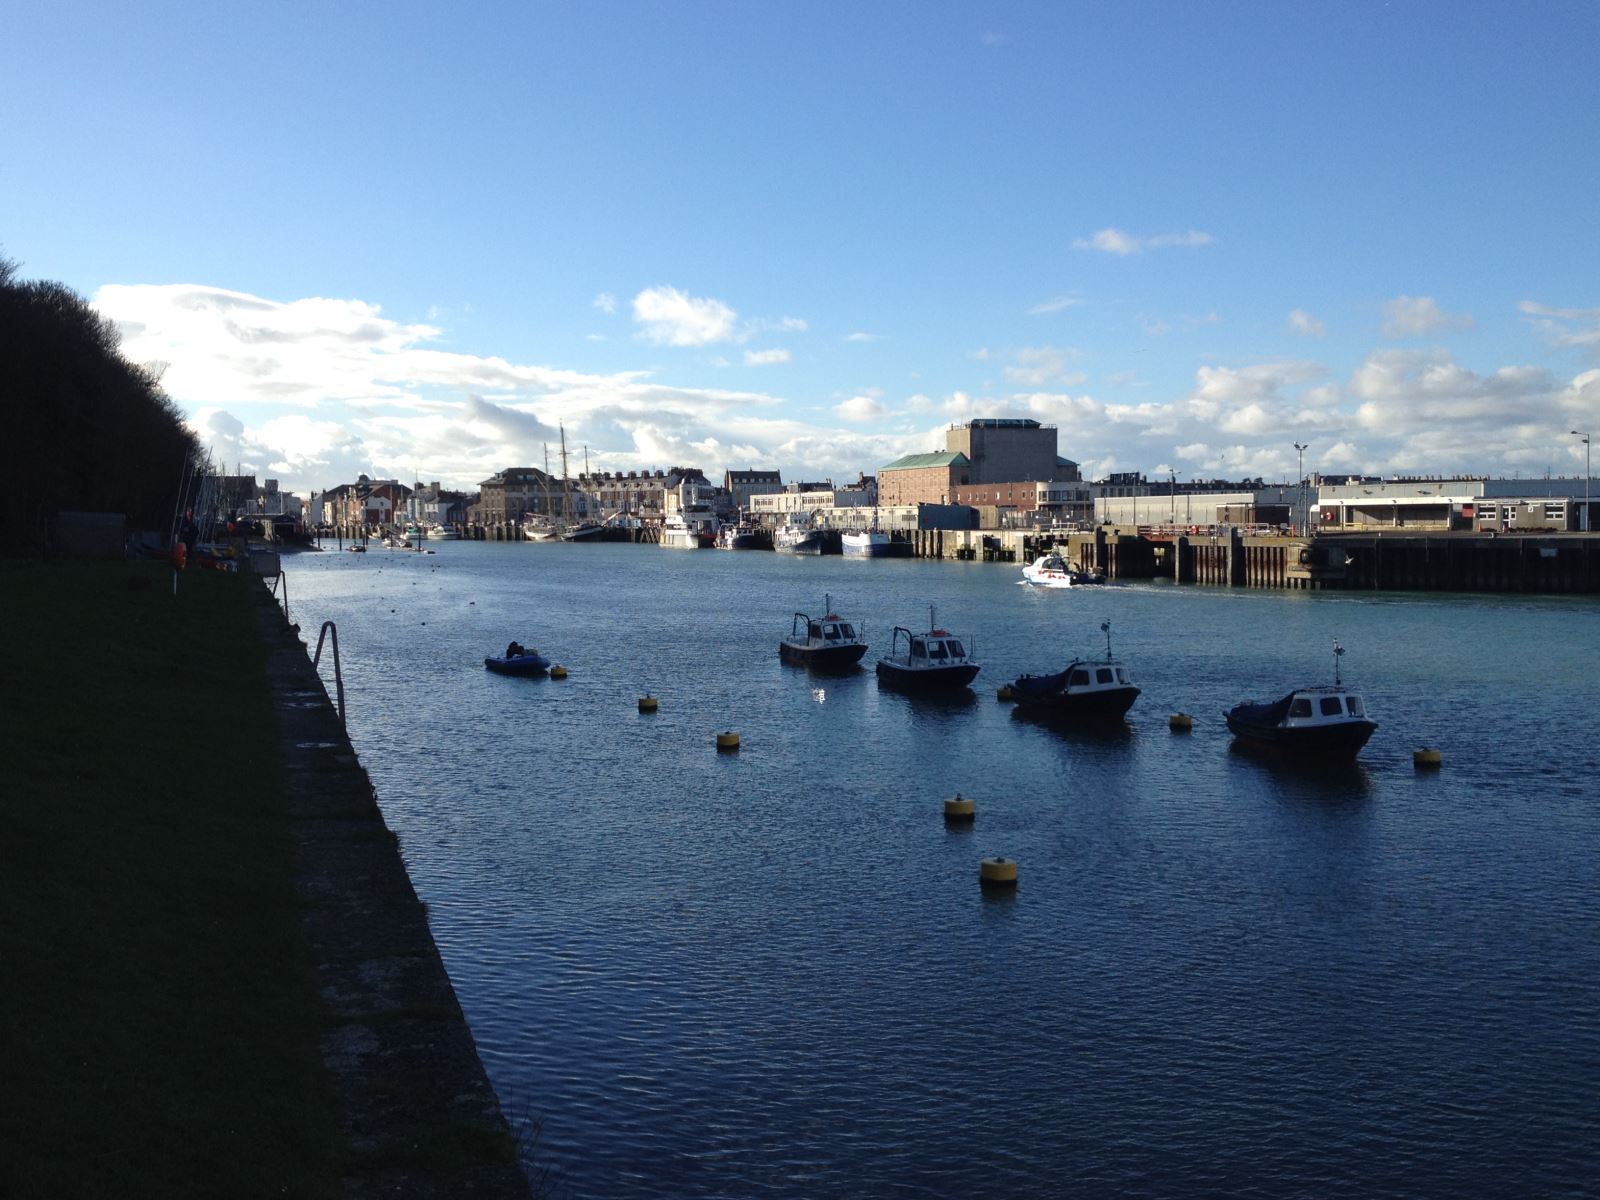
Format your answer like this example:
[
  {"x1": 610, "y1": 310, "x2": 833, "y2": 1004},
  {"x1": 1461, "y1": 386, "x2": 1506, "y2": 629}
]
[
  {"x1": 10, "y1": 3, "x2": 1595, "y2": 501},
  {"x1": 93, "y1": 279, "x2": 1600, "y2": 500}
]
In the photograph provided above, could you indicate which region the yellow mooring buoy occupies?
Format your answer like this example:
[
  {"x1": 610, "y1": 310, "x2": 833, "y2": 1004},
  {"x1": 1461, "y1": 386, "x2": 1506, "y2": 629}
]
[
  {"x1": 943, "y1": 793, "x2": 977, "y2": 824},
  {"x1": 638, "y1": 695, "x2": 658, "y2": 713},
  {"x1": 716, "y1": 730, "x2": 741, "y2": 752},
  {"x1": 1413, "y1": 747, "x2": 1443, "y2": 769},
  {"x1": 1168, "y1": 713, "x2": 1194, "y2": 732},
  {"x1": 550, "y1": 665, "x2": 568, "y2": 679},
  {"x1": 996, "y1": 684, "x2": 1015, "y2": 702},
  {"x1": 979, "y1": 857, "x2": 1018, "y2": 890}
]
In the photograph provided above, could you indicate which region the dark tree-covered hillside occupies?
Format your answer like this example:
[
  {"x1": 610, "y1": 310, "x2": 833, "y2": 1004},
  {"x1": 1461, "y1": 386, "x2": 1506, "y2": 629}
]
[{"x1": 0, "y1": 254, "x2": 201, "y2": 547}]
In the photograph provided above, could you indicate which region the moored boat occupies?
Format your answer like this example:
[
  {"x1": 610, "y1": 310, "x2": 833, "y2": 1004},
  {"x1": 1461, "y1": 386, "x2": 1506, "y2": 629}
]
[
  {"x1": 718, "y1": 524, "x2": 769, "y2": 550},
  {"x1": 841, "y1": 529, "x2": 892, "y2": 557},
  {"x1": 774, "y1": 518, "x2": 827, "y2": 554},
  {"x1": 778, "y1": 595, "x2": 868, "y2": 670},
  {"x1": 1225, "y1": 642, "x2": 1377, "y2": 758},
  {"x1": 1009, "y1": 621, "x2": 1140, "y2": 723},
  {"x1": 484, "y1": 647, "x2": 551, "y2": 676},
  {"x1": 875, "y1": 608, "x2": 980, "y2": 691},
  {"x1": 660, "y1": 509, "x2": 719, "y2": 549}
]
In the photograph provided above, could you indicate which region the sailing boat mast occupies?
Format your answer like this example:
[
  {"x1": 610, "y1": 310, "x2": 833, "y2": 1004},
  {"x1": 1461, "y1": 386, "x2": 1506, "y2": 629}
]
[
  {"x1": 559, "y1": 423, "x2": 570, "y2": 521},
  {"x1": 542, "y1": 443, "x2": 551, "y2": 517}
]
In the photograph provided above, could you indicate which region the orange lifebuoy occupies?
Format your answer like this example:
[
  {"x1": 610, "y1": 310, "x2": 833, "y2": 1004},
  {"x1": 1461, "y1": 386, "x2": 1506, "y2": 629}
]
[{"x1": 173, "y1": 542, "x2": 188, "y2": 570}]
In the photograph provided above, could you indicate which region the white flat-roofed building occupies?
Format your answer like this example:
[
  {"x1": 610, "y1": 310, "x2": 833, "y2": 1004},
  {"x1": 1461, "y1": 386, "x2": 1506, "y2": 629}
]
[{"x1": 749, "y1": 488, "x2": 872, "y2": 517}]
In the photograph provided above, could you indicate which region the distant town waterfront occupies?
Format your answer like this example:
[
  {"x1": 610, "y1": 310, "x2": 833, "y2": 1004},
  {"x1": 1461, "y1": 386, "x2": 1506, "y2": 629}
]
[{"x1": 289, "y1": 541, "x2": 1600, "y2": 1199}]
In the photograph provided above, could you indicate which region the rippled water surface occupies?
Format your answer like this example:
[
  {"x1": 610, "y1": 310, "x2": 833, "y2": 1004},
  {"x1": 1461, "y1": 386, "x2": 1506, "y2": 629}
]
[{"x1": 287, "y1": 541, "x2": 1600, "y2": 1198}]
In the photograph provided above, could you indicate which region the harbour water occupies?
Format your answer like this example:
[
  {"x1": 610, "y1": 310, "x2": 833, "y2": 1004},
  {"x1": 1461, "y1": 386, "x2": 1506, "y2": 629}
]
[{"x1": 288, "y1": 541, "x2": 1600, "y2": 1198}]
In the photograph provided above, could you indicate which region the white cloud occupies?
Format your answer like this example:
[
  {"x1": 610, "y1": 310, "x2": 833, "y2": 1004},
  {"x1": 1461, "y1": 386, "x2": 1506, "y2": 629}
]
[
  {"x1": 593, "y1": 292, "x2": 617, "y2": 315},
  {"x1": 89, "y1": 280, "x2": 1600, "y2": 502},
  {"x1": 845, "y1": 331, "x2": 881, "y2": 343},
  {"x1": 1351, "y1": 349, "x2": 1555, "y2": 433},
  {"x1": 1287, "y1": 309, "x2": 1326, "y2": 338},
  {"x1": 835, "y1": 395, "x2": 889, "y2": 422},
  {"x1": 1381, "y1": 295, "x2": 1474, "y2": 338},
  {"x1": 632, "y1": 285, "x2": 738, "y2": 346},
  {"x1": 1557, "y1": 368, "x2": 1600, "y2": 418},
  {"x1": 1027, "y1": 295, "x2": 1082, "y2": 316},
  {"x1": 1520, "y1": 299, "x2": 1600, "y2": 354},
  {"x1": 1003, "y1": 346, "x2": 1081, "y2": 387},
  {"x1": 1073, "y1": 227, "x2": 1214, "y2": 255},
  {"x1": 744, "y1": 348, "x2": 791, "y2": 367}
]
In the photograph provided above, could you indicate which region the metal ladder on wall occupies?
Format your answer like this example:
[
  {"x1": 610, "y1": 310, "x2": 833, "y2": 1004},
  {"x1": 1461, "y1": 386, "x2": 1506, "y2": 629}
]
[{"x1": 267, "y1": 572, "x2": 346, "y2": 725}]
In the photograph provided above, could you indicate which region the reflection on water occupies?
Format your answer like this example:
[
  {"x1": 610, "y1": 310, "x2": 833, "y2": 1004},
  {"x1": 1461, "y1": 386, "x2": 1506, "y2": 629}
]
[
  {"x1": 1226, "y1": 740, "x2": 1376, "y2": 802},
  {"x1": 288, "y1": 543, "x2": 1600, "y2": 1200},
  {"x1": 1009, "y1": 708, "x2": 1136, "y2": 744},
  {"x1": 876, "y1": 684, "x2": 979, "y2": 711}
]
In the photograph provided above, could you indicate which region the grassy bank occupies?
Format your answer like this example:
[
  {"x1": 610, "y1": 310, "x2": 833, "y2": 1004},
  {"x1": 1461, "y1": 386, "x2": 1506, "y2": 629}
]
[{"x1": 1, "y1": 559, "x2": 343, "y2": 1198}]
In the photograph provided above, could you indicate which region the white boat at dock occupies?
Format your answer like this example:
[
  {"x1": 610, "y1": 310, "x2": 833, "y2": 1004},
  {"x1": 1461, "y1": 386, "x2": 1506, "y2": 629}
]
[{"x1": 841, "y1": 529, "x2": 892, "y2": 557}]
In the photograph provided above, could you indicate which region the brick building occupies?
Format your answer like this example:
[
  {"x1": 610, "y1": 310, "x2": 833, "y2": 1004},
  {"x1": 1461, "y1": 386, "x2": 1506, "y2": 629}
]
[{"x1": 876, "y1": 452, "x2": 973, "y2": 506}]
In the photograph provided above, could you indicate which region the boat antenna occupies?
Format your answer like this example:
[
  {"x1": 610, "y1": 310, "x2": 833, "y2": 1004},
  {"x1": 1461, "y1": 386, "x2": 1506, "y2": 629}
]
[
  {"x1": 929, "y1": 603, "x2": 936, "y2": 632},
  {"x1": 1102, "y1": 620, "x2": 1113, "y2": 662},
  {"x1": 825, "y1": 592, "x2": 831, "y2": 617},
  {"x1": 1333, "y1": 639, "x2": 1345, "y2": 686}
]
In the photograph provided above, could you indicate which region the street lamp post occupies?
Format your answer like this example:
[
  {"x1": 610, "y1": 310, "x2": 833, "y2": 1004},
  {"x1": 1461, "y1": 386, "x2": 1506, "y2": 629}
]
[
  {"x1": 1574, "y1": 431, "x2": 1592, "y2": 532},
  {"x1": 1293, "y1": 442, "x2": 1309, "y2": 535}
]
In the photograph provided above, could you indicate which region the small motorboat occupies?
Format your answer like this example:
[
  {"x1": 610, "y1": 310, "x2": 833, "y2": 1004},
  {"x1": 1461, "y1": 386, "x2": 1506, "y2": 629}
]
[
  {"x1": 876, "y1": 608, "x2": 980, "y2": 691},
  {"x1": 1021, "y1": 552, "x2": 1105, "y2": 588},
  {"x1": 1009, "y1": 621, "x2": 1140, "y2": 723},
  {"x1": 779, "y1": 596, "x2": 868, "y2": 670},
  {"x1": 1225, "y1": 641, "x2": 1377, "y2": 758},
  {"x1": 484, "y1": 647, "x2": 552, "y2": 677}
]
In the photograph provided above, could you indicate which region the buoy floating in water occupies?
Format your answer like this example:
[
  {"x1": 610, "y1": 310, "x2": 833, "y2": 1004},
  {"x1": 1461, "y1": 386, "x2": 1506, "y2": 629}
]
[
  {"x1": 1413, "y1": 747, "x2": 1442, "y2": 769},
  {"x1": 1168, "y1": 713, "x2": 1194, "y2": 732},
  {"x1": 996, "y1": 684, "x2": 1015, "y2": 702},
  {"x1": 943, "y1": 793, "x2": 976, "y2": 823},
  {"x1": 716, "y1": 730, "x2": 740, "y2": 752},
  {"x1": 638, "y1": 695, "x2": 658, "y2": 713},
  {"x1": 550, "y1": 665, "x2": 568, "y2": 679},
  {"x1": 979, "y1": 857, "x2": 1018, "y2": 889}
]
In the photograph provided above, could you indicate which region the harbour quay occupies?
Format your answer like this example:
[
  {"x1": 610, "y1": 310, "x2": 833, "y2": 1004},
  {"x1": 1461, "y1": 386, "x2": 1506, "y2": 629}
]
[
  {"x1": 962, "y1": 525, "x2": 1600, "y2": 594},
  {"x1": 282, "y1": 421, "x2": 1598, "y2": 593}
]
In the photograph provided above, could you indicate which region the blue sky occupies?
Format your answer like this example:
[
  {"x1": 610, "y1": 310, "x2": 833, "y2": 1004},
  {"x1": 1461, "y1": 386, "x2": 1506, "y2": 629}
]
[{"x1": 5, "y1": 1, "x2": 1598, "y2": 497}]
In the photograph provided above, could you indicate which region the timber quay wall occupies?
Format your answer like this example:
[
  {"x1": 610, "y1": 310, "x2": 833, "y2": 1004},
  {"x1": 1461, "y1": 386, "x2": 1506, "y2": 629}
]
[
  {"x1": 320, "y1": 521, "x2": 1598, "y2": 593},
  {"x1": 901, "y1": 526, "x2": 1600, "y2": 594},
  {"x1": 252, "y1": 582, "x2": 533, "y2": 1198}
]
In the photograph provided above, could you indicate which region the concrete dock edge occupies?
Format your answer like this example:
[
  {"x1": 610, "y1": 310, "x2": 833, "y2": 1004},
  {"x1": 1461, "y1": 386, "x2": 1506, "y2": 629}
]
[{"x1": 253, "y1": 583, "x2": 534, "y2": 1198}]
